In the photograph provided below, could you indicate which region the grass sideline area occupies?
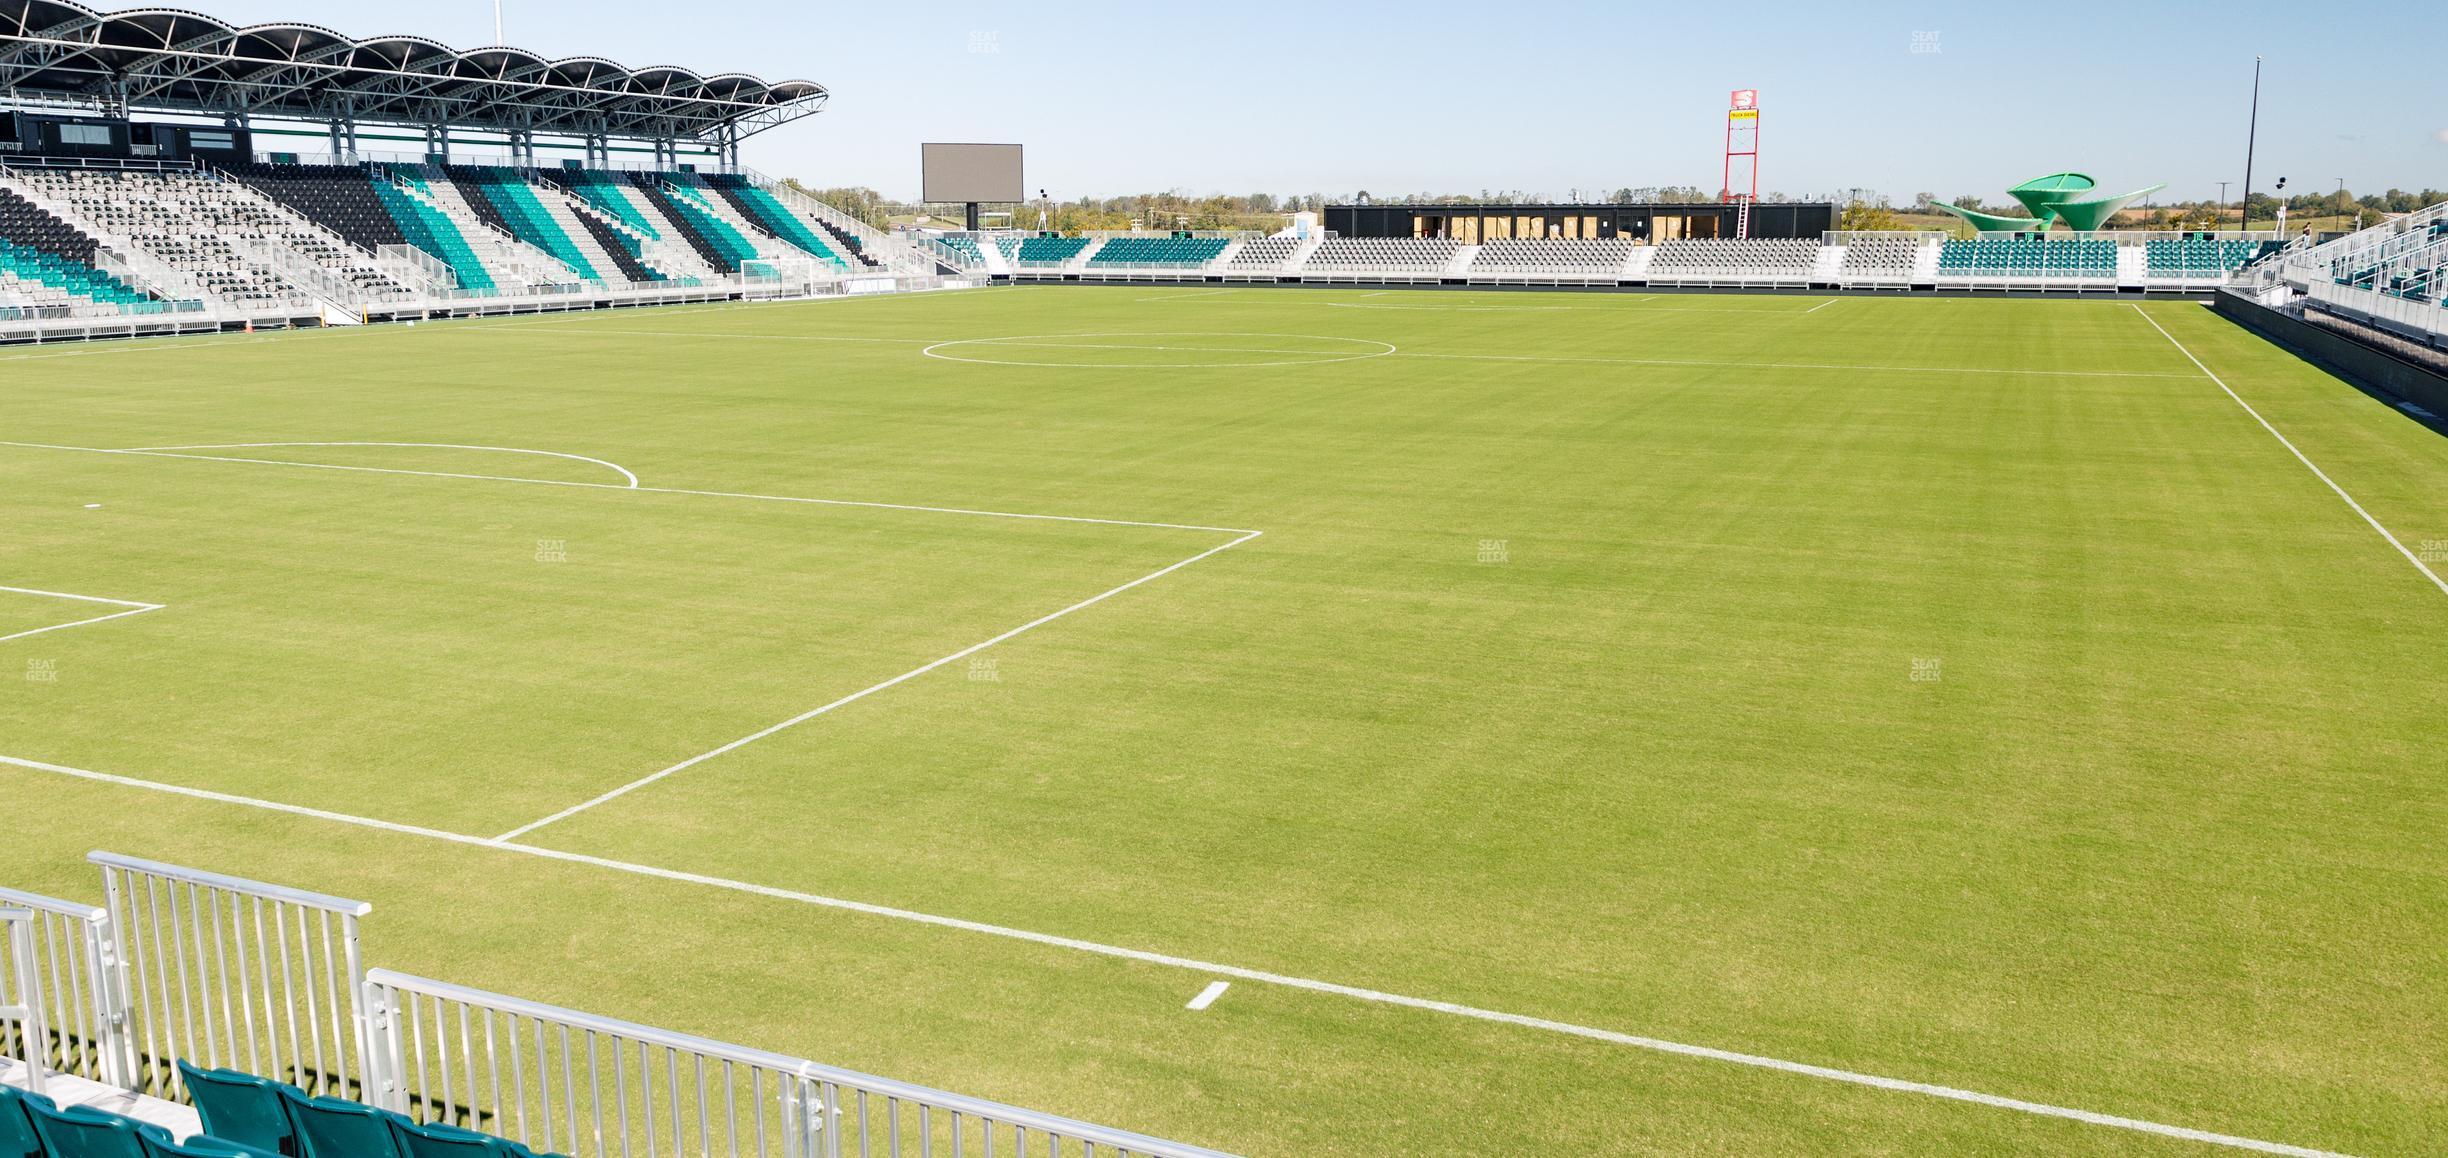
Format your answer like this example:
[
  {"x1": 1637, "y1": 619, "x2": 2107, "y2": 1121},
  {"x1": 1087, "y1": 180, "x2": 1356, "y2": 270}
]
[{"x1": 4, "y1": 286, "x2": 2444, "y2": 1155}]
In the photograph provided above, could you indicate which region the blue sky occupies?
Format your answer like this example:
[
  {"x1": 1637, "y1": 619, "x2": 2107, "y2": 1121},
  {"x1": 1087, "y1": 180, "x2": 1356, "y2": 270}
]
[{"x1": 185, "y1": 0, "x2": 2447, "y2": 202}]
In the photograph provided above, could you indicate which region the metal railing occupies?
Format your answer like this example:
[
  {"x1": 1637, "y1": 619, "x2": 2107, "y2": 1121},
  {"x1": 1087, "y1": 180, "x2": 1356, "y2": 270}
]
[
  {"x1": 363, "y1": 971, "x2": 1234, "y2": 1158},
  {"x1": 0, "y1": 886, "x2": 131, "y2": 1090},
  {"x1": 1, "y1": 906, "x2": 52, "y2": 1096},
  {"x1": 94, "y1": 852, "x2": 374, "y2": 1103}
]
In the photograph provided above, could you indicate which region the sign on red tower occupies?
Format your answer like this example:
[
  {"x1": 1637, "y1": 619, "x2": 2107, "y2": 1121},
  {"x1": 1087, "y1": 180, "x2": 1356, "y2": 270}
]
[{"x1": 1722, "y1": 89, "x2": 1760, "y2": 239}]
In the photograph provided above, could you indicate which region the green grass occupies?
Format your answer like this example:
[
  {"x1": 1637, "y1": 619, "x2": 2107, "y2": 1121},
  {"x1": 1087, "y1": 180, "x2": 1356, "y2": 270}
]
[{"x1": 4, "y1": 287, "x2": 2445, "y2": 1155}]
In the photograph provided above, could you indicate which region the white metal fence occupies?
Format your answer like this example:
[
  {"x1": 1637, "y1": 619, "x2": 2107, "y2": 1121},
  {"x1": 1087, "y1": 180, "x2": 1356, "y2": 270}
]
[
  {"x1": 95, "y1": 852, "x2": 373, "y2": 1102},
  {"x1": 0, "y1": 886, "x2": 130, "y2": 1090},
  {"x1": 4, "y1": 855, "x2": 1231, "y2": 1157},
  {"x1": 363, "y1": 971, "x2": 1232, "y2": 1158}
]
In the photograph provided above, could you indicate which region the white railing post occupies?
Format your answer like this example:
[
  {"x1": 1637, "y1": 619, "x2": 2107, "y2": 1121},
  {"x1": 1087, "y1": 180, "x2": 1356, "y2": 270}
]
[{"x1": 1, "y1": 906, "x2": 49, "y2": 1097}]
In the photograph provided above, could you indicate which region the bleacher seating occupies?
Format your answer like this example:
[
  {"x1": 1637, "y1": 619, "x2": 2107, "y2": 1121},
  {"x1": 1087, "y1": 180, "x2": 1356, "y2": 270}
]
[
  {"x1": 1226, "y1": 237, "x2": 1302, "y2": 271},
  {"x1": 1936, "y1": 238, "x2": 2117, "y2": 278},
  {"x1": 1838, "y1": 237, "x2": 1927, "y2": 278},
  {"x1": 626, "y1": 174, "x2": 757, "y2": 272},
  {"x1": 2144, "y1": 238, "x2": 2269, "y2": 276},
  {"x1": 1647, "y1": 239, "x2": 1819, "y2": 281},
  {"x1": 937, "y1": 235, "x2": 984, "y2": 265},
  {"x1": 1011, "y1": 235, "x2": 1091, "y2": 265},
  {"x1": 1304, "y1": 238, "x2": 1457, "y2": 273},
  {"x1": 698, "y1": 173, "x2": 851, "y2": 268},
  {"x1": 1468, "y1": 238, "x2": 1632, "y2": 277},
  {"x1": 371, "y1": 179, "x2": 495, "y2": 291},
  {"x1": 443, "y1": 166, "x2": 605, "y2": 281},
  {"x1": 0, "y1": 188, "x2": 161, "y2": 310},
  {"x1": 1087, "y1": 236, "x2": 1229, "y2": 267},
  {"x1": 3, "y1": 168, "x2": 399, "y2": 306}
]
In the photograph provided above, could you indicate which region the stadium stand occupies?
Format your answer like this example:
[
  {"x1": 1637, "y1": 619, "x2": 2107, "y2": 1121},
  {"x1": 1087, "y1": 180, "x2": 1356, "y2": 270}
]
[
  {"x1": 699, "y1": 173, "x2": 850, "y2": 268},
  {"x1": 1304, "y1": 238, "x2": 1457, "y2": 274},
  {"x1": 1011, "y1": 235, "x2": 1092, "y2": 266},
  {"x1": 2145, "y1": 238, "x2": 2272, "y2": 276},
  {"x1": 371, "y1": 178, "x2": 496, "y2": 291},
  {"x1": 664, "y1": 173, "x2": 791, "y2": 267},
  {"x1": 626, "y1": 174, "x2": 759, "y2": 271},
  {"x1": 0, "y1": 167, "x2": 329, "y2": 307},
  {"x1": 445, "y1": 166, "x2": 613, "y2": 282},
  {"x1": 1837, "y1": 237, "x2": 1928, "y2": 280},
  {"x1": 1225, "y1": 236, "x2": 1304, "y2": 271},
  {"x1": 1468, "y1": 238, "x2": 1633, "y2": 278},
  {"x1": 0, "y1": 186, "x2": 164, "y2": 311},
  {"x1": 1088, "y1": 236, "x2": 1231, "y2": 267},
  {"x1": 1646, "y1": 239, "x2": 1819, "y2": 283},
  {"x1": 1936, "y1": 238, "x2": 2118, "y2": 279}
]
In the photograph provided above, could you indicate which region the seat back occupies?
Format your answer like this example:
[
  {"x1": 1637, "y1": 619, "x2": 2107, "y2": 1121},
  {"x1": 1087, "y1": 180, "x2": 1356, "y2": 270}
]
[
  {"x1": 387, "y1": 1119, "x2": 497, "y2": 1158},
  {"x1": 25, "y1": 1100, "x2": 151, "y2": 1158},
  {"x1": 174, "y1": 1062, "x2": 294, "y2": 1156},
  {"x1": 277, "y1": 1088, "x2": 402, "y2": 1158},
  {"x1": 0, "y1": 1084, "x2": 56, "y2": 1158},
  {"x1": 138, "y1": 1135, "x2": 279, "y2": 1158}
]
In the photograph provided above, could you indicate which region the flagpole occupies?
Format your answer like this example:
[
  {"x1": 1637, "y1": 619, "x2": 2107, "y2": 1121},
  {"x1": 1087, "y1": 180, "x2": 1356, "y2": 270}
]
[
  {"x1": 2240, "y1": 56, "x2": 2261, "y2": 233},
  {"x1": 493, "y1": 0, "x2": 503, "y2": 42}
]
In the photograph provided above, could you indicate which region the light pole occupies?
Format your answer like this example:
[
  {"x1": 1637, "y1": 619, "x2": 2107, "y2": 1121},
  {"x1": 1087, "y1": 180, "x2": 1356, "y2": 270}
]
[{"x1": 2240, "y1": 56, "x2": 2262, "y2": 234}]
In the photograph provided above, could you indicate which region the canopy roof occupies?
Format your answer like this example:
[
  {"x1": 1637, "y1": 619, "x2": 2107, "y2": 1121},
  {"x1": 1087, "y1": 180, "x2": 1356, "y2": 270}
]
[{"x1": 0, "y1": 0, "x2": 826, "y2": 141}]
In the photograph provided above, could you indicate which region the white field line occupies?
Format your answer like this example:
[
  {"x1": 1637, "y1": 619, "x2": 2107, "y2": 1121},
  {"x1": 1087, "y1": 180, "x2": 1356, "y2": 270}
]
[
  {"x1": 1804, "y1": 298, "x2": 1839, "y2": 314},
  {"x1": 1392, "y1": 350, "x2": 2203, "y2": 380},
  {"x1": 1135, "y1": 289, "x2": 1236, "y2": 302},
  {"x1": 480, "y1": 326, "x2": 937, "y2": 345},
  {"x1": 0, "y1": 749, "x2": 2354, "y2": 1157},
  {"x1": 0, "y1": 585, "x2": 165, "y2": 645},
  {"x1": 1185, "y1": 981, "x2": 1230, "y2": 1011},
  {"x1": 494, "y1": 527, "x2": 1264, "y2": 840},
  {"x1": 2134, "y1": 304, "x2": 2448, "y2": 599},
  {"x1": 120, "y1": 442, "x2": 641, "y2": 488},
  {"x1": 0, "y1": 442, "x2": 1258, "y2": 536}
]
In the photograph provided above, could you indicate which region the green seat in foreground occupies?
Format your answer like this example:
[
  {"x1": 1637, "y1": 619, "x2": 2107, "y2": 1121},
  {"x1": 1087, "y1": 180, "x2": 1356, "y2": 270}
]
[
  {"x1": 139, "y1": 1134, "x2": 279, "y2": 1158},
  {"x1": 24, "y1": 1099, "x2": 171, "y2": 1158},
  {"x1": 0, "y1": 1083, "x2": 54, "y2": 1158},
  {"x1": 276, "y1": 1087, "x2": 402, "y2": 1158},
  {"x1": 175, "y1": 1061, "x2": 296, "y2": 1156}
]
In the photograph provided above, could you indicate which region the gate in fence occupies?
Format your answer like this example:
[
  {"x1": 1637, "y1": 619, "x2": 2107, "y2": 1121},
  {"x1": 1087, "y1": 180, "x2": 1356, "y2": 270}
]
[{"x1": 2, "y1": 855, "x2": 1234, "y2": 1158}]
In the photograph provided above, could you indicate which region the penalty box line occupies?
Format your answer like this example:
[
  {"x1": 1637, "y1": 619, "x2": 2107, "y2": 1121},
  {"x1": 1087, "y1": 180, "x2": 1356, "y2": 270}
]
[
  {"x1": 0, "y1": 585, "x2": 166, "y2": 645},
  {"x1": 494, "y1": 527, "x2": 1263, "y2": 840},
  {"x1": 0, "y1": 750, "x2": 2354, "y2": 1158}
]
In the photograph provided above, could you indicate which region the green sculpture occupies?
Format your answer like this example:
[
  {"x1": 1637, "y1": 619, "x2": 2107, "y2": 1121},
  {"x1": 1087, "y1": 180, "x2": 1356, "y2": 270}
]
[{"x1": 1935, "y1": 172, "x2": 2167, "y2": 233}]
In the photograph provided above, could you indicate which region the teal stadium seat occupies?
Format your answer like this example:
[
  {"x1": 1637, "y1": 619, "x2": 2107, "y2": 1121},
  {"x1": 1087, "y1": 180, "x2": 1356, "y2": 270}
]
[
  {"x1": 25, "y1": 1100, "x2": 172, "y2": 1158},
  {"x1": 276, "y1": 1088, "x2": 402, "y2": 1158},
  {"x1": 139, "y1": 1135, "x2": 278, "y2": 1158},
  {"x1": 385, "y1": 1119, "x2": 496, "y2": 1158},
  {"x1": 1086, "y1": 236, "x2": 1229, "y2": 267},
  {"x1": 0, "y1": 1083, "x2": 54, "y2": 1158},
  {"x1": 175, "y1": 1061, "x2": 297, "y2": 1156}
]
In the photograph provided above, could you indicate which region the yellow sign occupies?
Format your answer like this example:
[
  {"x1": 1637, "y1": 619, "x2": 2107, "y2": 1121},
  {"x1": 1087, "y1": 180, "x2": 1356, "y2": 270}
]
[{"x1": 1729, "y1": 110, "x2": 1758, "y2": 120}]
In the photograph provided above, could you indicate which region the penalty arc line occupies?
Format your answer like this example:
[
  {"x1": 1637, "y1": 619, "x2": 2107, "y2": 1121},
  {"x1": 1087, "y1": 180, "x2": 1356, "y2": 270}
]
[
  {"x1": 0, "y1": 442, "x2": 1259, "y2": 536},
  {"x1": 2133, "y1": 304, "x2": 2448, "y2": 599},
  {"x1": 494, "y1": 528, "x2": 1264, "y2": 840},
  {"x1": 120, "y1": 442, "x2": 642, "y2": 489},
  {"x1": 0, "y1": 750, "x2": 2352, "y2": 1157}
]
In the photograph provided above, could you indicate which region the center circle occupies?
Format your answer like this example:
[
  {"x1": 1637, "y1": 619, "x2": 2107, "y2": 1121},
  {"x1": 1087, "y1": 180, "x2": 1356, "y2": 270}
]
[{"x1": 920, "y1": 332, "x2": 1397, "y2": 369}]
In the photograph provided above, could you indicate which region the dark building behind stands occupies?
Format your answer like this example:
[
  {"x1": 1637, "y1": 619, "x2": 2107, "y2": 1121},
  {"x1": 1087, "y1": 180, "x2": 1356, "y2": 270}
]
[
  {"x1": 1, "y1": 113, "x2": 253, "y2": 165},
  {"x1": 1328, "y1": 201, "x2": 1835, "y2": 242}
]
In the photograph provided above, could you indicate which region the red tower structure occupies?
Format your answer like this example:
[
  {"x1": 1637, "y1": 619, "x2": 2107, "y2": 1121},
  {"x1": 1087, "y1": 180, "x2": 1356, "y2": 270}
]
[{"x1": 1720, "y1": 88, "x2": 1759, "y2": 239}]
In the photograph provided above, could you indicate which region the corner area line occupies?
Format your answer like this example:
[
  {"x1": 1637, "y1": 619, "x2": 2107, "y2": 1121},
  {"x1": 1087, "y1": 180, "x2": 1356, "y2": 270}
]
[
  {"x1": 493, "y1": 528, "x2": 1265, "y2": 841},
  {"x1": 0, "y1": 750, "x2": 2352, "y2": 1157},
  {"x1": 2133, "y1": 304, "x2": 2448, "y2": 599},
  {"x1": 0, "y1": 585, "x2": 166, "y2": 645}
]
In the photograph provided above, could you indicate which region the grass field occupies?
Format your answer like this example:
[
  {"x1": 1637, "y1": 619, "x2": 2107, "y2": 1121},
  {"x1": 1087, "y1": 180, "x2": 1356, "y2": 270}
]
[{"x1": 5, "y1": 286, "x2": 2445, "y2": 1156}]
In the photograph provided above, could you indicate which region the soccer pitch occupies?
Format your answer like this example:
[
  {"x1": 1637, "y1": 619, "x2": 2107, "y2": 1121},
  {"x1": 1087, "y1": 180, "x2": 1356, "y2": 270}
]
[{"x1": 4, "y1": 286, "x2": 2444, "y2": 1155}]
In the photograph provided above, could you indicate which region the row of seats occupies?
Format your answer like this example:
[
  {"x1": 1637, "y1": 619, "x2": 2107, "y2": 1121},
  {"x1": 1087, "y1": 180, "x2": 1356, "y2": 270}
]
[
  {"x1": 372, "y1": 180, "x2": 495, "y2": 292},
  {"x1": 0, "y1": 238, "x2": 154, "y2": 307},
  {"x1": 1467, "y1": 239, "x2": 1633, "y2": 275},
  {"x1": 1305, "y1": 238, "x2": 1457, "y2": 271},
  {"x1": 1009, "y1": 235, "x2": 1091, "y2": 265},
  {"x1": 1937, "y1": 238, "x2": 2117, "y2": 277},
  {"x1": 0, "y1": 1061, "x2": 569, "y2": 1158},
  {"x1": 1087, "y1": 236, "x2": 1229, "y2": 267},
  {"x1": 1838, "y1": 237, "x2": 1928, "y2": 276},
  {"x1": 444, "y1": 168, "x2": 601, "y2": 282},
  {"x1": 1648, "y1": 239, "x2": 1819, "y2": 278},
  {"x1": 2144, "y1": 238, "x2": 2269, "y2": 273},
  {"x1": 5, "y1": 170, "x2": 306, "y2": 305}
]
